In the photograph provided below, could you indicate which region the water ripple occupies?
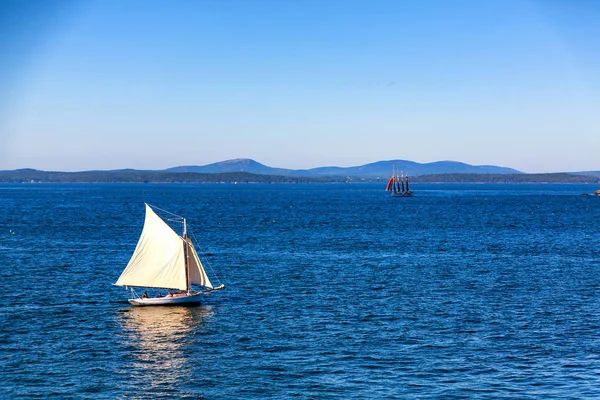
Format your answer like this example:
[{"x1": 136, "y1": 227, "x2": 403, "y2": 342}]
[{"x1": 1, "y1": 183, "x2": 600, "y2": 398}]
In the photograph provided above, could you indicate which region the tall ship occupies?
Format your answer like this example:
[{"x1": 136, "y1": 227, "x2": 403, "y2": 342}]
[{"x1": 385, "y1": 169, "x2": 413, "y2": 197}]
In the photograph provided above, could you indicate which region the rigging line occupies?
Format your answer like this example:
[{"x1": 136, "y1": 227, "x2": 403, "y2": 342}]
[
  {"x1": 189, "y1": 228, "x2": 224, "y2": 286},
  {"x1": 147, "y1": 203, "x2": 185, "y2": 221}
]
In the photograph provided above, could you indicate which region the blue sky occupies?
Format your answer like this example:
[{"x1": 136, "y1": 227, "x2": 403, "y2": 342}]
[{"x1": 1, "y1": 0, "x2": 599, "y2": 172}]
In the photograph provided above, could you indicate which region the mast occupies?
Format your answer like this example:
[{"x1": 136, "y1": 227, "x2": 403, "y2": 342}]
[
  {"x1": 183, "y1": 217, "x2": 190, "y2": 293},
  {"x1": 401, "y1": 172, "x2": 405, "y2": 192},
  {"x1": 406, "y1": 173, "x2": 410, "y2": 192}
]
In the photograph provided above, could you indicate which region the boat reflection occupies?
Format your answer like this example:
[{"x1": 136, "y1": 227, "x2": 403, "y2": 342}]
[{"x1": 117, "y1": 305, "x2": 213, "y2": 388}]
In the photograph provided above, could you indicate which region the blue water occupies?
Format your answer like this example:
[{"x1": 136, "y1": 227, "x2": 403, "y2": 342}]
[{"x1": 2, "y1": 183, "x2": 600, "y2": 398}]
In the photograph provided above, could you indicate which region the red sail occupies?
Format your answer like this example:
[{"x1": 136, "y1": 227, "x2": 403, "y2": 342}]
[{"x1": 385, "y1": 176, "x2": 394, "y2": 191}]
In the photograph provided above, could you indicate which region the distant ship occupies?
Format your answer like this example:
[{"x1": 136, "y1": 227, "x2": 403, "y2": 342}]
[{"x1": 386, "y1": 169, "x2": 413, "y2": 197}]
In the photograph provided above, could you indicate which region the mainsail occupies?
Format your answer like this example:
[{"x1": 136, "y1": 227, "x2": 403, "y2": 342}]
[
  {"x1": 115, "y1": 204, "x2": 213, "y2": 291},
  {"x1": 385, "y1": 176, "x2": 394, "y2": 191}
]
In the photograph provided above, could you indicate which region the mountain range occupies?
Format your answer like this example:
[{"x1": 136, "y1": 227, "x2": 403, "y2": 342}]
[
  {"x1": 2, "y1": 159, "x2": 598, "y2": 183},
  {"x1": 165, "y1": 158, "x2": 523, "y2": 177}
]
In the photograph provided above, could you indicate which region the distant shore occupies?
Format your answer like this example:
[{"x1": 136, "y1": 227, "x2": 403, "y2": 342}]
[{"x1": 0, "y1": 170, "x2": 598, "y2": 184}]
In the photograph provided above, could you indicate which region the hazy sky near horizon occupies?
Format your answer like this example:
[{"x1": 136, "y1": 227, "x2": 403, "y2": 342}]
[{"x1": 1, "y1": 0, "x2": 599, "y2": 173}]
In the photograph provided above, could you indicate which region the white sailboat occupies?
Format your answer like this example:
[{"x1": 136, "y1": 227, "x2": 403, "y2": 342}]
[{"x1": 115, "y1": 203, "x2": 224, "y2": 306}]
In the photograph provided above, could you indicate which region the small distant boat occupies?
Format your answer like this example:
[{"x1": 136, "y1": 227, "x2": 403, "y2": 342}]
[
  {"x1": 115, "y1": 203, "x2": 224, "y2": 306},
  {"x1": 386, "y1": 169, "x2": 413, "y2": 197}
]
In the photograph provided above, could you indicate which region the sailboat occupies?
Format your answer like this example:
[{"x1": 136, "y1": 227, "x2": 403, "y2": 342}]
[
  {"x1": 115, "y1": 203, "x2": 224, "y2": 306},
  {"x1": 385, "y1": 169, "x2": 413, "y2": 197}
]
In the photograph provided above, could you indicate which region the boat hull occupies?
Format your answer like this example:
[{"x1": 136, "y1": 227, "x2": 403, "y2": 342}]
[
  {"x1": 391, "y1": 192, "x2": 413, "y2": 197},
  {"x1": 128, "y1": 292, "x2": 204, "y2": 306}
]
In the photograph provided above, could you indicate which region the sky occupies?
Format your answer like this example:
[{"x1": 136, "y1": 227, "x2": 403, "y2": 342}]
[{"x1": 1, "y1": 0, "x2": 599, "y2": 173}]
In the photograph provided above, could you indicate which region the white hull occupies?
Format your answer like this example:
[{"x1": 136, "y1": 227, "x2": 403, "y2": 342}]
[{"x1": 128, "y1": 292, "x2": 204, "y2": 306}]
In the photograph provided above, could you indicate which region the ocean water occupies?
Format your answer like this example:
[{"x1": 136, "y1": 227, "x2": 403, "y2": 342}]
[{"x1": 1, "y1": 183, "x2": 600, "y2": 399}]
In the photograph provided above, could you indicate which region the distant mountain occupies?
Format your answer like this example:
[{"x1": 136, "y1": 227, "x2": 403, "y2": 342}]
[
  {"x1": 165, "y1": 158, "x2": 310, "y2": 176},
  {"x1": 166, "y1": 158, "x2": 522, "y2": 177},
  {"x1": 309, "y1": 160, "x2": 521, "y2": 177}
]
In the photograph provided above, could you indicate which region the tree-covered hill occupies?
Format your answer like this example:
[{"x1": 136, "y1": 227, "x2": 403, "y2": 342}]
[
  {"x1": 0, "y1": 169, "x2": 598, "y2": 184},
  {"x1": 0, "y1": 169, "x2": 353, "y2": 183},
  {"x1": 410, "y1": 173, "x2": 599, "y2": 184}
]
